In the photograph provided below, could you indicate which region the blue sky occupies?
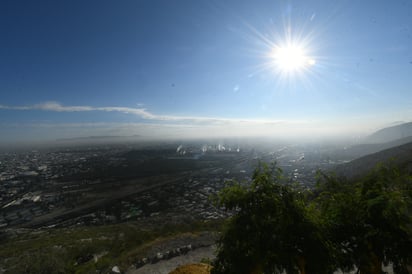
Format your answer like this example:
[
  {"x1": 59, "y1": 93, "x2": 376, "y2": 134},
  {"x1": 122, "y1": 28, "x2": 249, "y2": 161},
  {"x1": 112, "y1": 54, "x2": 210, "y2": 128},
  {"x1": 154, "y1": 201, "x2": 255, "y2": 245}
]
[{"x1": 1, "y1": 0, "x2": 411, "y2": 143}]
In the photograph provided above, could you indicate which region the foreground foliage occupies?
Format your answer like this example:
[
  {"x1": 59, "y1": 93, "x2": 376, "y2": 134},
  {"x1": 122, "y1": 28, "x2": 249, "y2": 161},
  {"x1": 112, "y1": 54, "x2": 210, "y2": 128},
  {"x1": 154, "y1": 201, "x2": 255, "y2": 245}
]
[
  {"x1": 212, "y1": 163, "x2": 334, "y2": 274},
  {"x1": 316, "y1": 163, "x2": 412, "y2": 274},
  {"x1": 212, "y1": 162, "x2": 412, "y2": 274}
]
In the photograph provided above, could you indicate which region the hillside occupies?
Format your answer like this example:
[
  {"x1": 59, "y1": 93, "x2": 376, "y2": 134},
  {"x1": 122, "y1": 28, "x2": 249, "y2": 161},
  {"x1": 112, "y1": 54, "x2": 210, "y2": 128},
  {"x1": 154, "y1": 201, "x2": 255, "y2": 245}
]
[
  {"x1": 322, "y1": 123, "x2": 412, "y2": 162},
  {"x1": 169, "y1": 263, "x2": 212, "y2": 274},
  {"x1": 335, "y1": 135, "x2": 412, "y2": 160},
  {"x1": 335, "y1": 141, "x2": 412, "y2": 179},
  {"x1": 0, "y1": 220, "x2": 220, "y2": 274},
  {"x1": 366, "y1": 122, "x2": 412, "y2": 143}
]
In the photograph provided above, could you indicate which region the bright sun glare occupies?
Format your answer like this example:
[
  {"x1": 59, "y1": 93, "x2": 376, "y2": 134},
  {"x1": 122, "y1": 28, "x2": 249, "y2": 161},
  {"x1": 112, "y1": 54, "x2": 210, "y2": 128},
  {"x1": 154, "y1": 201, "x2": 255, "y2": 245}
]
[{"x1": 271, "y1": 44, "x2": 315, "y2": 72}]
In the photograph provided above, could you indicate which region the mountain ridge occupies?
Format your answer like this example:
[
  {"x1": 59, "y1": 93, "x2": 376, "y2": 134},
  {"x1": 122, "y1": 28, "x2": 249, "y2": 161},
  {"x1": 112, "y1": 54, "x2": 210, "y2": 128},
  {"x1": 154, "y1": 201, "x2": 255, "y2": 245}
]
[
  {"x1": 366, "y1": 122, "x2": 412, "y2": 143},
  {"x1": 335, "y1": 141, "x2": 412, "y2": 179}
]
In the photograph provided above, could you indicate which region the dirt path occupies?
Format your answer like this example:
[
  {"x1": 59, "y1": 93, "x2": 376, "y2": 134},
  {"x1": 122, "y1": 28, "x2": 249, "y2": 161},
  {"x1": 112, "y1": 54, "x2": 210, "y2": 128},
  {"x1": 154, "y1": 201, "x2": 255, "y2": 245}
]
[
  {"x1": 126, "y1": 245, "x2": 215, "y2": 274},
  {"x1": 126, "y1": 247, "x2": 396, "y2": 274}
]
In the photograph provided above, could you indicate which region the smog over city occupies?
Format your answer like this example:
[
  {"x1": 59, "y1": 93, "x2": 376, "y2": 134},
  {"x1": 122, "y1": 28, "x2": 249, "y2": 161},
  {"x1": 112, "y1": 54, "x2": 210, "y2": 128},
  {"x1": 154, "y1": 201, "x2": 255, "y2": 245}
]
[{"x1": 1, "y1": 1, "x2": 412, "y2": 273}]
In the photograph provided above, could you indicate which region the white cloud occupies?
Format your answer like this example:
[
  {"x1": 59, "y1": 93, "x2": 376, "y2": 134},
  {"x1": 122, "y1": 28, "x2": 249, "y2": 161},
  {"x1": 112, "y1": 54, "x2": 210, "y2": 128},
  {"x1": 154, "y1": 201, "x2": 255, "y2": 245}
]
[
  {"x1": 0, "y1": 101, "x2": 289, "y2": 125},
  {"x1": 0, "y1": 101, "x2": 385, "y2": 142}
]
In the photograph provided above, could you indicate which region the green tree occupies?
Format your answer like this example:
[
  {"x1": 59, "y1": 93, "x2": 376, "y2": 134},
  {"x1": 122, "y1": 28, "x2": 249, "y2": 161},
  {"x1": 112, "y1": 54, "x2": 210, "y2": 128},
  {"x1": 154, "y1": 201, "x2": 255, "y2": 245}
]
[
  {"x1": 315, "y1": 163, "x2": 412, "y2": 274},
  {"x1": 212, "y1": 163, "x2": 333, "y2": 274}
]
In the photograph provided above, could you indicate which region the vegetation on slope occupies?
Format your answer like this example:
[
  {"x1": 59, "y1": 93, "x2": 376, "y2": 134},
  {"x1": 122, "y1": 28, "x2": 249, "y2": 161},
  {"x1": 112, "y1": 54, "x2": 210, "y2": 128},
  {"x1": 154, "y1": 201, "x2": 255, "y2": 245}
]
[
  {"x1": 212, "y1": 162, "x2": 412, "y2": 274},
  {"x1": 0, "y1": 220, "x2": 222, "y2": 274}
]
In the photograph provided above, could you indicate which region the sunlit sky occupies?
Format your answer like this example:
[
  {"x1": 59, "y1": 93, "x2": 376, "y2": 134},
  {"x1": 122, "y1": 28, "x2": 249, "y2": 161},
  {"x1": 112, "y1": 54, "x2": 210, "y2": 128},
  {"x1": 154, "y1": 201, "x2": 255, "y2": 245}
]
[{"x1": 1, "y1": 0, "x2": 412, "y2": 143}]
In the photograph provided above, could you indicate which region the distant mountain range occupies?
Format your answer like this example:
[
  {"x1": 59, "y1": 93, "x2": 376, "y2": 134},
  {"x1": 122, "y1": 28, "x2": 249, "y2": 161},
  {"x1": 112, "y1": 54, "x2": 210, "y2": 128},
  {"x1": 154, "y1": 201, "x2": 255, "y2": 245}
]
[
  {"x1": 333, "y1": 122, "x2": 412, "y2": 179},
  {"x1": 366, "y1": 122, "x2": 412, "y2": 143},
  {"x1": 336, "y1": 135, "x2": 412, "y2": 160},
  {"x1": 328, "y1": 122, "x2": 412, "y2": 160},
  {"x1": 335, "y1": 141, "x2": 412, "y2": 179}
]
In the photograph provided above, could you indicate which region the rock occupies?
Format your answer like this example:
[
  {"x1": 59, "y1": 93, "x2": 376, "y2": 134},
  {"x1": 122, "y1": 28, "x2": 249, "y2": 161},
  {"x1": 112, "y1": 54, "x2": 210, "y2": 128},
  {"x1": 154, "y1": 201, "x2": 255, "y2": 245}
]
[{"x1": 112, "y1": 265, "x2": 121, "y2": 273}]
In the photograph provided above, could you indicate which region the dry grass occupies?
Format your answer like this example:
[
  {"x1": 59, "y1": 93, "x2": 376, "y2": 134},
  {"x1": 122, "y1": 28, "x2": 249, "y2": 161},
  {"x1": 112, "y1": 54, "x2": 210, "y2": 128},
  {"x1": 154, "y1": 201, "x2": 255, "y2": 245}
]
[{"x1": 169, "y1": 263, "x2": 212, "y2": 274}]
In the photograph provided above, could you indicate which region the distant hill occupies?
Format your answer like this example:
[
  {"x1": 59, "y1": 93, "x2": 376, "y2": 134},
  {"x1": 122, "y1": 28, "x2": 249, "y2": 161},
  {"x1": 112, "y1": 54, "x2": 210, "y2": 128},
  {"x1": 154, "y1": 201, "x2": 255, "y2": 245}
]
[
  {"x1": 57, "y1": 135, "x2": 141, "y2": 141},
  {"x1": 335, "y1": 141, "x2": 412, "y2": 179},
  {"x1": 328, "y1": 122, "x2": 412, "y2": 163},
  {"x1": 336, "y1": 135, "x2": 412, "y2": 160},
  {"x1": 366, "y1": 122, "x2": 412, "y2": 143},
  {"x1": 56, "y1": 135, "x2": 141, "y2": 143}
]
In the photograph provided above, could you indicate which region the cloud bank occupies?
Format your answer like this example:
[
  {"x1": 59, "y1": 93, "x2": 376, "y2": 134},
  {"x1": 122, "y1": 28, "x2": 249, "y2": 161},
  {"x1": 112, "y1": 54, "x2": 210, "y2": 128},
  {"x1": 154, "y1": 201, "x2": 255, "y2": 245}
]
[{"x1": 0, "y1": 101, "x2": 384, "y2": 143}]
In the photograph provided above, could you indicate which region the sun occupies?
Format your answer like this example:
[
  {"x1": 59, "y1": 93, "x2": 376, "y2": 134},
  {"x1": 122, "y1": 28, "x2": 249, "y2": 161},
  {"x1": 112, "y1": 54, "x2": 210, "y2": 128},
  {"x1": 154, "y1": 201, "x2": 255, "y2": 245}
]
[
  {"x1": 245, "y1": 21, "x2": 318, "y2": 82},
  {"x1": 271, "y1": 44, "x2": 316, "y2": 73}
]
